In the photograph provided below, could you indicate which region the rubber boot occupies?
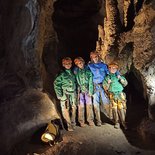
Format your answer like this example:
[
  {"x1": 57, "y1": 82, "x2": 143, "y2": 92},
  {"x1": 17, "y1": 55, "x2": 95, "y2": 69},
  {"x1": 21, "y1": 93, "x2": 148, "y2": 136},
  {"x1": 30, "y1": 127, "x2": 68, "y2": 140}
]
[
  {"x1": 78, "y1": 105, "x2": 86, "y2": 127},
  {"x1": 71, "y1": 104, "x2": 76, "y2": 129},
  {"x1": 86, "y1": 104, "x2": 94, "y2": 126},
  {"x1": 118, "y1": 109, "x2": 127, "y2": 130},
  {"x1": 109, "y1": 104, "x2": 113, "y2": 120},
  {"x1": 113, "y1": 108, "x2": 120, "y2": 129},
  {"x1": 122, "y1": 102, "x2": 127, "y2": 116},
  {"x1": 94, "y1": 105, "x2": 102, "y2": 126},
  {"x1": 114, "y1": 122, "x2": 120, "y2": 129},
  {"x1": 103, "y1": 104, "x2": 110, "y2": 118},
  {"x1": 62, "y1": 108, "x2": 73, "y2": 131}
]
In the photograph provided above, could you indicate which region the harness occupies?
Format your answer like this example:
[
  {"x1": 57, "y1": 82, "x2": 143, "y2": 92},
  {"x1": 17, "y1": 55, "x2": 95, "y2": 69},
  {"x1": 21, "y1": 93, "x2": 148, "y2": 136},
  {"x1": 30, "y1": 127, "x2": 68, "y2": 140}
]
[{"x1": 94, "y1": 83, "x2": 103, "y2": 92}]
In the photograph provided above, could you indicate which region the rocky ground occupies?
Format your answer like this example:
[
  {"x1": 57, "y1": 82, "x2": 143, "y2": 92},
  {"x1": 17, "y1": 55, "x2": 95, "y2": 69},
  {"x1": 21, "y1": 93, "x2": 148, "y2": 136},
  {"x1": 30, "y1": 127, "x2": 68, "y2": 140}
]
[
  {"x1": 13, "y1": 96, "x2": 155, "y2": 155},
  {"x1": 12, "y1": 81, "x2": 155, "y2": 155},
  {"x1": 14, "y1": 122, "x2": 155, "y2": 155}
]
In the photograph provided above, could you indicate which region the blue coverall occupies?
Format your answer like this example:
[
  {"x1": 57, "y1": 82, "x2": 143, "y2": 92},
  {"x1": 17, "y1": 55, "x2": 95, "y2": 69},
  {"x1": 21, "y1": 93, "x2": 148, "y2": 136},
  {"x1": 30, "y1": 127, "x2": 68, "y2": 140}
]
[{"x1": 88, "y1": 61, "x2": 109, "y2": 124}]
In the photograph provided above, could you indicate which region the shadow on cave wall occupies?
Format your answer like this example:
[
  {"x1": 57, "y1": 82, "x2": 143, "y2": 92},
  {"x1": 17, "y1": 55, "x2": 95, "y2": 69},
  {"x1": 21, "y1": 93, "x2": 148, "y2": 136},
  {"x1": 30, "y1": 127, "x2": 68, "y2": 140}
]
[{"x1": 122, "y1": 72, "x2": 155, "y2": 150}]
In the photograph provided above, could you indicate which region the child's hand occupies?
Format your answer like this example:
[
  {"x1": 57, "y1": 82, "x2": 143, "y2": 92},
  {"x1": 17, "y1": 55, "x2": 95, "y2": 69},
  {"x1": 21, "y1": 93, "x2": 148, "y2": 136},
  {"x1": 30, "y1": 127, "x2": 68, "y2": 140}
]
[
  {"x1": 120, "y1": 79, "x2": 124, "y2": 83},
  {"x1": 117, "y1": 75, "x2": 121, "y2": 79},
  {"x1": 57, "y1": 97, "x2": 62, "y2": 100},
  {"x1": 108, "y1": 79, "x2": 111, "y2": 84}
]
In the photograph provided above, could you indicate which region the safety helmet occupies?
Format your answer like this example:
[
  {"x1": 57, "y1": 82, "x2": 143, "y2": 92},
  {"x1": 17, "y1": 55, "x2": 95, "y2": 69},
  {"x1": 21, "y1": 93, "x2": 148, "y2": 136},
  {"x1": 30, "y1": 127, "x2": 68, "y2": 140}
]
[
  {"x1": 108, "y1": 62, "x2": 119, "y2": 69},
  {"x1": 74, "y1": 57, "x2": 85, "y2": 65},
  {"x1": 41, "y1": 132, "x2": 55, "y2": 143},
  {"x1": 90, "y1": 51, "x2": 98, "y2": 59},
  {"x1": 62, "y1": 57, "x2": 72, "y2": 65},
  {"x1": 41, "y1": 122, "x2": 59, "y2": 145}
]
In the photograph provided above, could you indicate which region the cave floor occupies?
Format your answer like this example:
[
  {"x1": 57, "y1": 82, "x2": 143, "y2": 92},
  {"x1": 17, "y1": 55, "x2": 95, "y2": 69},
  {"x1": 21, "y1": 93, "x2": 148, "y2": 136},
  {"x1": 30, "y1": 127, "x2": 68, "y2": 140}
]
[
  {"x1": 14, "y1": 119, "x2": 155, "y2": 155},
  {"x1": 14, "y1": 123, "x2": 155, "y2": 155},
  {"x1": 13, "y1": 88, "x2": 155, "y2": 155}
]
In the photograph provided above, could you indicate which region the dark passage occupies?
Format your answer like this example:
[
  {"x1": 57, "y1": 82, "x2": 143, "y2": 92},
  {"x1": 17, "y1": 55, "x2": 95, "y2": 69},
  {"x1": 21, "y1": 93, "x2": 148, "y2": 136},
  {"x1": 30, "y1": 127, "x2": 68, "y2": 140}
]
[
  {"x1": 52, "y1": 0, "x2": 104, "y2": 64},
  {"x1": 123, "y1": 72, "x2": 155, "y2": 150}
]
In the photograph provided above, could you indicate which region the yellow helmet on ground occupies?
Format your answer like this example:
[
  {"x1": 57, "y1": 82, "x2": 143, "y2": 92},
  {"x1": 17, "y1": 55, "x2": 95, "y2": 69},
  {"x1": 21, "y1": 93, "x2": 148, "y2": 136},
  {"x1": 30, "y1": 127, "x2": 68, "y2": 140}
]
[{"x1": 41, "y1": 121, "x2": 60, "y2": 146}]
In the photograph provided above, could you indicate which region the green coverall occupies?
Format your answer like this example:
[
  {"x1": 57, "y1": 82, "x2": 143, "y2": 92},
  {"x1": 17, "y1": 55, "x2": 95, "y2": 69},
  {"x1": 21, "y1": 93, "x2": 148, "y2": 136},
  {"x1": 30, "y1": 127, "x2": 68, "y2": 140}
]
[
  {"x1": 75, "y1": 67, "x2": 94, "y2": 126},
  {"x1": 54, "y1": 69, "x2": 77, "y2": 130},
  {"x1": 103, "y1": 73, "x2": 127, "y2": 128}
]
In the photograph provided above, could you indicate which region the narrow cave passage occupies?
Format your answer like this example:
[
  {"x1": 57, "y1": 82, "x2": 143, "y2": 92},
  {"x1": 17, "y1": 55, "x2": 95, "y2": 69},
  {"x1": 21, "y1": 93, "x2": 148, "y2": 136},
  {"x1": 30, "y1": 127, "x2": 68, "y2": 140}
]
[
  {"x1": 123, "y1": 72, "x2": 150, "y2": 148},
  {"x1": 0, "y1": 0, "x2": 155, "y2": 155},
  {"x1": 40, "y1": 0, "x2": 154, "y2": 154},
  {"x1": 52, "y1": 0, "x2": 104, "y2": 64},
  {"x1": 50, "y1": 0, "x2": 148, "y2": 128},
  {"x1": 45, "y1": 0, "x2": 150, "y2": 142}
]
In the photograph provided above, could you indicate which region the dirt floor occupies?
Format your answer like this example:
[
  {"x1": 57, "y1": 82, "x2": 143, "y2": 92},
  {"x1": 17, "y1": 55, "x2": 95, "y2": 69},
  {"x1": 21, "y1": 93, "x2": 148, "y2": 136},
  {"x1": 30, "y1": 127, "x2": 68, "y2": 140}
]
[
  {"x1": 42, "y1": 124, "x2": 155, "y2": 155},
  {"x1": 15, "y1": 121, "x2": 155, "y2": 155},
  {"x1": 13, "y1": 83, "x2": 155, "y2": 155},
  {"x1": 14, "y1": 100, "x2": 155, "y2": 155}
]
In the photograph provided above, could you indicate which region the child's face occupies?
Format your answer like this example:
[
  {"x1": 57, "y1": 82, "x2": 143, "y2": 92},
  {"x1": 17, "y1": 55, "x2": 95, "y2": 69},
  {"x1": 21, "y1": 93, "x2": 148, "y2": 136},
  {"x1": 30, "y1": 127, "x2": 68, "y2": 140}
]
[
  {"x1": 63, "y1": 62, "x2": 72, "y2": 69},
  {"x1": 91, "y1": 55, "x2": 99, "y2": 63},
  {"x1": 76, "y1": 61, "x2": 84, "y2": 69},
  {"x1": 109, "y1": 67, "x2": 117, "y2": 74}
]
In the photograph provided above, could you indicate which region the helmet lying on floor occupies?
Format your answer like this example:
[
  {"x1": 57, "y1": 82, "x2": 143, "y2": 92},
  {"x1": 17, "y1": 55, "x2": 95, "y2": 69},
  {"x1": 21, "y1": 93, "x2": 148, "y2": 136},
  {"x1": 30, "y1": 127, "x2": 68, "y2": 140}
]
[{"x1": 41, "y1": 119, "x2": 63, "y2": 146}]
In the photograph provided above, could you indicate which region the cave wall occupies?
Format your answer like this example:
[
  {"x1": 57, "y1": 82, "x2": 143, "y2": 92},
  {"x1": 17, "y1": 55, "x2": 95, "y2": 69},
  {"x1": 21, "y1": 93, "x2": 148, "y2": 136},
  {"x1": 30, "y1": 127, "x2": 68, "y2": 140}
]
[
  {"x1": 122, "y1": 0, "x2": 155, "y2": 119},
  {"x1": 0, "y1": 0, "x2": 41, "y2": 102},
  {"x1": 0, "y1": 0, "x2": 60, "y2": 101},
  {"x1": 99, "y1": 0, "x2": 155, "y2": 120},
  {"x1": 132, "y1": 0, "x2": 155, "y2": 107},
  {"x1": 0, "y1": 0, "x2": 59, "y2": 154},
  {"x1": 97, "y1": 2, "x2": 155, "y2": 143},
  {"x1": 0, "y1": 0, "x2": 155, "y2": 154}
]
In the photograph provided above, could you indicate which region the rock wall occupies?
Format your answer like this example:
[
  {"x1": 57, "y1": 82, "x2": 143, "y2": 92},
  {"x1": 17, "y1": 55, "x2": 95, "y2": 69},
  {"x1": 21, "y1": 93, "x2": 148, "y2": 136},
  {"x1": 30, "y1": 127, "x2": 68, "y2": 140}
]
[
  {"x1": 0, "y1": 89, "x2": 59, "y2": 154},
  {"x1": 0, "y1": 0, "x2": 155, "y2": 154},
  {"x1": 126, "y1": 0, "x2": 155, "y2": 119},
  {"x1": 97, "y1": 0, "x2": 155, "y2": 141},
  {"x1": 99, "y1": 0, "x2": 155, "y2": 119},
  {"x1": 0, "y1": 0, "x2": 59, "y2": 154}
]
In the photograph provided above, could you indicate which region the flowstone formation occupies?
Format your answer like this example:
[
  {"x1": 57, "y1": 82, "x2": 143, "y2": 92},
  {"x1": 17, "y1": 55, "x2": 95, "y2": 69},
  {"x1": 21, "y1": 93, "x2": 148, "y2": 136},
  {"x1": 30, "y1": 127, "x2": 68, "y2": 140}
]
[{"x1": 96, "y1": 0, "x2": 155, "y2": 143}]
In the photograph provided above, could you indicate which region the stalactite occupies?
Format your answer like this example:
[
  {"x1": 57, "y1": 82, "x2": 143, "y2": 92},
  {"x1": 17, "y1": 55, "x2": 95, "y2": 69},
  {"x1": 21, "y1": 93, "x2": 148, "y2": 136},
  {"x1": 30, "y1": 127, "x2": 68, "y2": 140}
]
[
  {"x1": 124, "y1": 0, "x2": 131, "y2": 27},
  {"x1": 99, "y1": 0, "x2": 121, "y2": 63}
]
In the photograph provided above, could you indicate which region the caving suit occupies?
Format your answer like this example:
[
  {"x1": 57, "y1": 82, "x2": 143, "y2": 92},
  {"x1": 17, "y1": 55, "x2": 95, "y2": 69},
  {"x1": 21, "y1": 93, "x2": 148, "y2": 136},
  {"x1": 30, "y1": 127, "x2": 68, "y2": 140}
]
[
  {"x1": 88, "y1": 62, "x2": 109, "y2": 124},
  {"x1": 74, "y1": 66, "x2": 94, "y2": 126},
  {"x1": 54, "y1": 69, "x2": 77, "y2": 130},
  {"x1": 103, "y1": 73, "x2": 127, "y2": 126}
]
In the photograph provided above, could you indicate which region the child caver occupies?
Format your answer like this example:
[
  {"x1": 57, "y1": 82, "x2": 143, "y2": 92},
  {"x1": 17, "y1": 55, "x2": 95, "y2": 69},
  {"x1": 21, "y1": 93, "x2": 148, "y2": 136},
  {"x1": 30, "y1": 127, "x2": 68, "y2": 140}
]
[
  {"x1": 103, "y1": 62, "x2": 128, "y2": 129},
  {"x1": 74, "y1": 57, "x2": 94, "y2": 127},
  {"x1": 88, "y1": 51, "x2": 109, "y2": 126},
  {"x1": 54, "y1": 57, "x2": 77, "y2": 131}
]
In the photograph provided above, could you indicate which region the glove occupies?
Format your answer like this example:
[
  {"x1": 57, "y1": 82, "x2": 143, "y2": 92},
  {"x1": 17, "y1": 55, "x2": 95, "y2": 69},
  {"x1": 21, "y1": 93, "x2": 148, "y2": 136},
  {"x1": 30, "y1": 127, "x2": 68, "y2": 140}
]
[
  {"x1": 117, "y1": 75, "x2": 121, "y2": 79},
  {"x1": 108, "y1": 79, "x2": 112, "y2": 84},
  {"x1": 57, "y1": 96, "x2": 62, "y2": 100},
  {"x1": 120, "y1": 78, "x2": 124, "y2": 83}
]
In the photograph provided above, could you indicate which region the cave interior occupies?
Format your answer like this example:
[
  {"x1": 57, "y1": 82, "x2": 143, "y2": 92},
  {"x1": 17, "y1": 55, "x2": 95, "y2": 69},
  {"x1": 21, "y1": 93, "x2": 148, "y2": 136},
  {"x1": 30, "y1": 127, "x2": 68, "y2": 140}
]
[{"x1": 0, "y1": 0, "x2": 155, "y2": 155}]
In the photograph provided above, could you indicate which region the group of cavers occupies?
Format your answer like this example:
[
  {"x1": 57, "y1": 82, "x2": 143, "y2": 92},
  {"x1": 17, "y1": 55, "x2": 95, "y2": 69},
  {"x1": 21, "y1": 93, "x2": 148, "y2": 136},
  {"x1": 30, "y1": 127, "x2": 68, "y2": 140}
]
[{"x1": 53, "y1": 51, "x2": 128, "y2": 132}]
